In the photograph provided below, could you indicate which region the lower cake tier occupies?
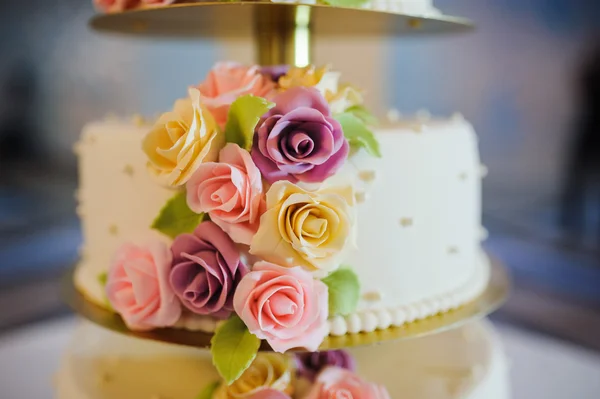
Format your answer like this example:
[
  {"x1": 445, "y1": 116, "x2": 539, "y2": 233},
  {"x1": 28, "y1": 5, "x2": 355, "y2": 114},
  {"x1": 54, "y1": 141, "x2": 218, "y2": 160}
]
[
  {"x1": 74, "y1": 115, "x2": 488, "y2": 335},
  {"x1": 55, "y1": 319, "x2": 509, "y2": 399}
]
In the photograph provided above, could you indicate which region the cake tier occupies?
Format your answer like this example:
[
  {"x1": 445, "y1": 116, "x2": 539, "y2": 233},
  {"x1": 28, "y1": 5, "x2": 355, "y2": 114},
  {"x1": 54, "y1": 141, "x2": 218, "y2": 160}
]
[
  {"x1": 95, "y1": 0, "x2": 440, "y2": 15},
  {"x1": 55, "y1": 319, "x2": 509, "y2": 399},
  {"x1": 351, "y1": 319, "x2": 510, "y2": 399},
  {"x1": 74, "y1": 115, "x2": 488, "y2": 335},
  {"x1": 361, "y1": 0, "x2": 439, "y2": 14}
]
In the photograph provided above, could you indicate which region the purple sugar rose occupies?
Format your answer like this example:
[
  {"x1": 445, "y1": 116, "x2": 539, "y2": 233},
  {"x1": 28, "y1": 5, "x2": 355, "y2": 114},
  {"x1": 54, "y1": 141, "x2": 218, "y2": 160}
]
[
  {"x1": 295, "y1": 350, "x2": 356, "y2": 382},
  {"x1": 251, "y1": 87, "x2": 349, "y2": 184},
  {"x1": 169, "y1": 221, "x2": 248, "y2": 318},
  {"x1": 260, "y1": 65, "x2": 290, "y2": 81},
  {"x1": 248, "y1": 390, "x2": 291, "y2": 399}
]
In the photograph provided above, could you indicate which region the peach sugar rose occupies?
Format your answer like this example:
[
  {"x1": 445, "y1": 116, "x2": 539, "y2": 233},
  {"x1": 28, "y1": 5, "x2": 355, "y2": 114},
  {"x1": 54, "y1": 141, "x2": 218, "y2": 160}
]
[
  {"x1": 105, "y1": 240, "x2": 181, "y2": 331},
  {"x1": 186, "y1": 143, "x2": 266, "y2": 245},
  {"x1": 94, "y1": 0, "x2": 139, "y2": 13},
  {"x1": 94, "y1": 0, "x2": 175, "y2": 12},
  {"x1": 304, "y1": 367, "x2": 391, "y2": 399},
  {"x1": 233, "y1": 261, "x2": 329, "y2": 353},
  {"x1": 196, "y1": 62, "x2": 277, "y2": 127},
  {"x1": 142, "y1": 88, "x2": 225, "y2": 187}
]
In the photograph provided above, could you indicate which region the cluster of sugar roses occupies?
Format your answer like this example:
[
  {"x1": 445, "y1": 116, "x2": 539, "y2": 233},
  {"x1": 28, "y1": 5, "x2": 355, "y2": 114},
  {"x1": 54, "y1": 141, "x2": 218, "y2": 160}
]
[
  {"x1": 94, "y1": 0, "x2": 371, "y2": 14},
  {"x1": 104, "y1": 62, "x2": 380, "y2": 383},
  {"x1": 197, "y1": 349, "x2": 390, "y2": 399}
]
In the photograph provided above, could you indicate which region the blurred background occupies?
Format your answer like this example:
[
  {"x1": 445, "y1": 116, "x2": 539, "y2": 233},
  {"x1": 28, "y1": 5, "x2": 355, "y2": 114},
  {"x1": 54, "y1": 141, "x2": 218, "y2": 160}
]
[{"x1": 1, "y1": 0, "x2": 600, "y2": 397}]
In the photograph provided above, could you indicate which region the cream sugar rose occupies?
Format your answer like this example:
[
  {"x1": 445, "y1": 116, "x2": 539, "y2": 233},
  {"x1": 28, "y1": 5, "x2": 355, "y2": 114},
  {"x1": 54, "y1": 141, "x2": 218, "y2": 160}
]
[{"x1": 75, "y1": 61, "x2": 489, "y2": 382}]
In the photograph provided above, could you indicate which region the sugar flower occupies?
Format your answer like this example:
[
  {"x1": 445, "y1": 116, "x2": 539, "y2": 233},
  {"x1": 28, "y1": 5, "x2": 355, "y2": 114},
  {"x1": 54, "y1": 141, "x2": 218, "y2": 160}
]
[
  {"x1": 106, "y1": 240, "x2": 181, "y2": 331},
  {"x1": 197, "y1": 62, "x2": 276, "y2": 127},
  {"x1": 233, "y1": 261, "x2": 329, "y2": 353},
  {"x1": 169, "y1": 221, "x2": 248, "y2": 318},
  {"x1": 250, "y1": 181, "x2": 355, "y2": 274},
  {"x1": 251, "y1": 87, "x2": 349, "y2": 184},
  {"x1": 142, "y1": 88, "x2": 225, "y2": 187},
  {"x1": 186, "y1": 143, "x2": 266, "y2": 245}
]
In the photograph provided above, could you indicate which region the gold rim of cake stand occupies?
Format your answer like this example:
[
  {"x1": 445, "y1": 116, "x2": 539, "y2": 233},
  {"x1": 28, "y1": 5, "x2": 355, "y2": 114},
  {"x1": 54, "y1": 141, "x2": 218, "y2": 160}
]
[
  {"x1": 89, "y1": 2, "x2": 473, "y2": 37},
  {"x1": 62, "y1": 256, "x2": 509, "y2": 351}
]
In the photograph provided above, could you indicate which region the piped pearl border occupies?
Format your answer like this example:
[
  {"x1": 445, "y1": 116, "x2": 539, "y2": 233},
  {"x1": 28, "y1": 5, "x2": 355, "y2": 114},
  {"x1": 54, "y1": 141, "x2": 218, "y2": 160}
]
[
  {"x1": 174, "y1": 252, "x2": 491, "y2": 335},
  {"x1": 327, "y1": 252, "x2": 491, "y2": 336}
]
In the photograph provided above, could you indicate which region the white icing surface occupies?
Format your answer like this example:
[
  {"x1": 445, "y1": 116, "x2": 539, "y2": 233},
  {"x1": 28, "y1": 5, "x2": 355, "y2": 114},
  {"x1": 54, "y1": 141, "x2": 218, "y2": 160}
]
[
  {"x1": 349, "y1": 319, "x2": 510, "y2": 399},
  {"x1": 74, "y1": 116, "x2": 488, "y2": 334},
  {"x1": 74, "y1": 120, "x2": 176, "y2": 306},
  {"x1": 336, "y1": 119, "x2": 485, "y2": 327},
  {"x1": 55, "y1": 319, "x2": 509, "y2": 399},
  {"x1": 55, "y1": 321, "x2": 218, "y2": 399}
]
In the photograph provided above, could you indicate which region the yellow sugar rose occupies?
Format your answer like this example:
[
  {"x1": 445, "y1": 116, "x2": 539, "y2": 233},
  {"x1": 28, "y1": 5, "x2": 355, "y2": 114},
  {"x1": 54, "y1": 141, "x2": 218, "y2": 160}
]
[
  {"x1": 279, "y1": 65, "x2": 363, "y2": 114},
  {"x1": 214, "y1": 354, "x2": 293, "y2": 399},
  {"x1": 142, "y1": 88, "x2": 225, "y2": 187},
  {"x1": 250, "y1": 181, "x2": 355, "y2": 275}
]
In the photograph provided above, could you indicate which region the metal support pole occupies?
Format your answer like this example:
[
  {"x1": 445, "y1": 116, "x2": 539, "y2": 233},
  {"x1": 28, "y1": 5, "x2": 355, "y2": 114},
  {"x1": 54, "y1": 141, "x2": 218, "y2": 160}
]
[{"x1": 254, "y1": 5, "x2": 312, "y2": 66}]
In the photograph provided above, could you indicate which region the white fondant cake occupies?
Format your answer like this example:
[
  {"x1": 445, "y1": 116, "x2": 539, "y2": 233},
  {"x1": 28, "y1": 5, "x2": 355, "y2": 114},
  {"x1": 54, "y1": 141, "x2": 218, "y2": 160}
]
[
  {"x1": 55, "y1": 319, "x2": 509, "y2": 399},
  {"x1": 74, "y1": 115, "x2": 489, "y2": 335},
  {"x1": 96, "y1": 0, "x2": 441, "y2": 16}
]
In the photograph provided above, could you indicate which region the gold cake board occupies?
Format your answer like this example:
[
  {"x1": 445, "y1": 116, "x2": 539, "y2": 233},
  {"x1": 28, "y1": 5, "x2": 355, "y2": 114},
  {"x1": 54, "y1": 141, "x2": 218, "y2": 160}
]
[
  {"x1": 90, "y1": 2, "x2": 473, "y2": 37},
  {"x1": 90, "y1": 2, "x2": 473, "y2": 65},
  {"x1": 62, "y1": 257, "x2": 509, "y2": 352}
]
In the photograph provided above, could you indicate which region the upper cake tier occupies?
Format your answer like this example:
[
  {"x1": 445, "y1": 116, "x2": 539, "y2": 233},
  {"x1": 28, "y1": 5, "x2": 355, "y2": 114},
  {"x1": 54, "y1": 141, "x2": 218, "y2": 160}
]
[
  {"x1": 89, "y1": 0, "x2": 472, "y2": 40},
  {"x1": 94, "y1": 0, "x2": 440, "y2": 16},
  {"x1": 73, "y1": 62, "x2": 489, "y2": 382}
]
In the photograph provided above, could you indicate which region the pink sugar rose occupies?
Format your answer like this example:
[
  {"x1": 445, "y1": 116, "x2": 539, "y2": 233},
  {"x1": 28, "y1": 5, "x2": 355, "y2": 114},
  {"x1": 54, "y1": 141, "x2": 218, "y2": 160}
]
[
  {"x1": 106, "y1": 241, "x2": 181, "y2": 331},
  {"x1": 304, "y1": 367, "x2": 391, "y2": 399},
  {"x1": 233, "y1": 261, "x2": 329, "y2": 353},
  {"x1": 141, "y1": 0, "x2": 176, "y2": 6},
  {"x1": 186, "y1": 143, "x2": 266, "y2": 245},
  {"x1": 248, "y1": 389, "x2": 292, "y2": 399},
  {"x1": 196, "y1": 62, "x2": 277, "y2": 127},
  {"x1": 94, "y1": 0, "x2": 140, "y2": 13}
]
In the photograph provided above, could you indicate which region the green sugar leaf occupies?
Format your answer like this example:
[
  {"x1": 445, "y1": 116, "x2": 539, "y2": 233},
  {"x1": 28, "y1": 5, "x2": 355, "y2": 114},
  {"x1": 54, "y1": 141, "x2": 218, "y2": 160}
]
[
  {"x1": 335, "y1": 112, "x2": 382, "y2": 158},
  {"x1": 151, "y1": 191, "x2": 204, "y2": 239},
  {"x1": 322, "y1": 267, "x2": 360, "y2": 316},
  {"x1": 211, "y1": 316, "x2": 261, "y2": 385},
  {"x1": 196, "y1": 381, "x2": 220, "y2": 399},
  {"x1": 97, "y1": 272, "x2": 108, "y2": 287},
  {"x1": 97, "y1": 272, "x2": 114, "y2": 311},
  {"x1": 345, "y1": 105, "x2": 379, "y2": 127},
  {"x1": 224, "y1": 95, "x2": 275, "y2": 150}
]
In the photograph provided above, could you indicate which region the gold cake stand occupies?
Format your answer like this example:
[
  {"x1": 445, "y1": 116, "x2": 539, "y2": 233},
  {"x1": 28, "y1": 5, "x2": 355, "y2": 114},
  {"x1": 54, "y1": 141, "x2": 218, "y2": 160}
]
[
  {"x1": 90, "y1": 1, "x2": 473, "y2": 65},
  {"x1": 62, "y1": 257, "x2": 509, "y2": 351}
]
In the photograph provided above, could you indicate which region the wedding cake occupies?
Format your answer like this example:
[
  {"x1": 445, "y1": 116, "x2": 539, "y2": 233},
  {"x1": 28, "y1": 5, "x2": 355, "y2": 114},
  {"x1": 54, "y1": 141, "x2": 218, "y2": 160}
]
[{"x1": 62, "y1": 1, "x2": 509, "y2": 397}]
